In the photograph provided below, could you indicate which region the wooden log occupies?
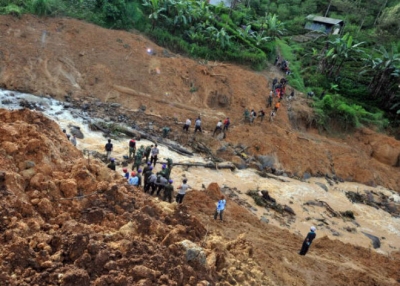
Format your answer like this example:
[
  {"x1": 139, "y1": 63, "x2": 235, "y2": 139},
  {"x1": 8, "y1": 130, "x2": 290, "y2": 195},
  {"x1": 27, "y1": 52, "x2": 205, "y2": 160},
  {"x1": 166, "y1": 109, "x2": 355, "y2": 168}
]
[{"x1": 158, "y1": 161, "x2": 235, "y2": 171}]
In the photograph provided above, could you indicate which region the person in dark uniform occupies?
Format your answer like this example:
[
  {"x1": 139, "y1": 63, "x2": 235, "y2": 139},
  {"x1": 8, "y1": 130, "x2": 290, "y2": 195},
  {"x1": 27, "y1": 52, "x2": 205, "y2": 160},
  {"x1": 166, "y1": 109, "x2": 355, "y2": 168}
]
[{"x1": 299, "y1": 226, "x2": 317, "y2": 255}]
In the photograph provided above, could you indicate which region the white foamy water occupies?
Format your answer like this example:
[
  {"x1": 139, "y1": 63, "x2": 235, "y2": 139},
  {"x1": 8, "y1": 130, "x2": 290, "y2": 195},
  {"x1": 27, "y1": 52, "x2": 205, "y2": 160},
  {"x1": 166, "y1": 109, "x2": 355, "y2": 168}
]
[{"x1": 1, "y1": 89, "x2": 399, "y2": 253}]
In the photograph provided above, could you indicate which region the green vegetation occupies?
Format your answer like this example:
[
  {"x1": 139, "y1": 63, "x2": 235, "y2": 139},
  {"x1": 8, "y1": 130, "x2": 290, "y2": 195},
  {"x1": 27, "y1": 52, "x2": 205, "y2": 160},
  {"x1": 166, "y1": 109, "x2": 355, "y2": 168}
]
[{"x1": 0, "y1": 0, "x2": 399, "y2": 134}]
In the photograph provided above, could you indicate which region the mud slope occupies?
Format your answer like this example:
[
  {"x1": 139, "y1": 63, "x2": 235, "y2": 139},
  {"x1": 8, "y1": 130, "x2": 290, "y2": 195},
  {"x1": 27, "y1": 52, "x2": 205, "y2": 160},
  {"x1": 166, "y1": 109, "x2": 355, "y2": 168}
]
[
  {"x1": 0, "y1": 15, "x2": 399, "y2": 189},
  {"x1": 0, "y1": 108, "x2": 399, "y2": 286}
]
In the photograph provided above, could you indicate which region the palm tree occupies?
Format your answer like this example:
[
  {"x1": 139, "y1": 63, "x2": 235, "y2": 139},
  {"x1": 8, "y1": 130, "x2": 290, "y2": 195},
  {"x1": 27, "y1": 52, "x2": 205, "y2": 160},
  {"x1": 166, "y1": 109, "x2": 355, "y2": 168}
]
[{"x1": 264, "y1": 14, "x2": 286, "y2": 39}]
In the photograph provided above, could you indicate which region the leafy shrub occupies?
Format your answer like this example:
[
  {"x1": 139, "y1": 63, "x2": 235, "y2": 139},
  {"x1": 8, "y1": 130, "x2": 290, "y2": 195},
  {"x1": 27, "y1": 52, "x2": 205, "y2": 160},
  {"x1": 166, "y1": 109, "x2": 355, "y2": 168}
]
[
  {"x1": 0, "y1": 3, "x2": 22, "y2": 16},
  {"x1": 313, "y1": 94, "x2": 388, "y2": 132}
]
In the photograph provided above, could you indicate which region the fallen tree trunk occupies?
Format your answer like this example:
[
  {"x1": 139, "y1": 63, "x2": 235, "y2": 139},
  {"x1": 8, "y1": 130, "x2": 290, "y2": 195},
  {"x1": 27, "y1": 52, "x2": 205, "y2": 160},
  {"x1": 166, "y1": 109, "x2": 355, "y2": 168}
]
[{"x1": 158, "y1": 161, "x2": 236, "y2": 171}]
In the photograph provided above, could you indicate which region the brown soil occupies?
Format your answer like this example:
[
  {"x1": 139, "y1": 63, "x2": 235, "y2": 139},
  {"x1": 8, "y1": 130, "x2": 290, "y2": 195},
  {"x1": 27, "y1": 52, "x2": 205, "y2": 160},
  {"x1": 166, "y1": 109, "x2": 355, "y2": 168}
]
[{"x1": 1, "y1": 15, "x2": 400, "y2": 285}]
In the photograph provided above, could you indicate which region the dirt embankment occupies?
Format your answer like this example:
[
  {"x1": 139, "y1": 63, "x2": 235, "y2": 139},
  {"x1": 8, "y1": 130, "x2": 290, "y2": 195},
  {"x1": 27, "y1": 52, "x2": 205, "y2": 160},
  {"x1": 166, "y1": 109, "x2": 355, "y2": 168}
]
[
  {"x1": 1, "y1": 15, "x2": 399, "y2": 190},
  {"x1": 0, "y1": 108, "x2": 399, "y2": 286}
]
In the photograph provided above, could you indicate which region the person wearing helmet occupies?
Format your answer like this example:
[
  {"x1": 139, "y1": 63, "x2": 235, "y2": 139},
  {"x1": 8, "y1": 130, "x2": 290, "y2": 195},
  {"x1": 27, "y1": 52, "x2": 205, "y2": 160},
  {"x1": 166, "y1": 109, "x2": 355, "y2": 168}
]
[
  {"x1": 143, "y1": 166, "x2": 153, "y2": 192},
  {"x1": 176, "y1": 178, "x2": 191, "y2": 204},
  {"x1": 129, "y1": 139, "x2": 136, "y2": 159},
  {"x1": 154, "y1": 174, "x2": 168, "y2": 196},
  {"x1": 122, "y1": 168, "x2": 129, "y2": 179},
  {"x1": 157, "y1": 164, "x2": 169, "y2": 179},
  {"x1": 143, "y1": 162, "x2": 152, "y2": 176},
  {"x1": 299, "y1": 226, "x2": 317, "y2": 256},
  {"x1": 107, "y1": 158, "x2": 116, "y2": 171},
  {"x1": 128, "y1": 172, "x2": 139, "y2": 186},
  {"x1": 163, "y1": 179, "x2": 174, "y2": 203},
  {"x1": 146, "y1": 171, "x2": 157, "y2": 194}
]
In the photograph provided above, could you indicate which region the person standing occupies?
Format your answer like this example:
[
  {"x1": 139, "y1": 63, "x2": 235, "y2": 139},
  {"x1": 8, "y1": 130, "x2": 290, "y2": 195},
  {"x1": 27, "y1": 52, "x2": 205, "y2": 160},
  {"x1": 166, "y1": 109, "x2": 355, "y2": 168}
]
[
  {"x1": 267, "y1": 92, "x2": 273, "y2": 108},
  {"x1": 132, "y1": 151, "x2": 143, "y2": 171},
  {"x1": 183, "y1": 118, "x2": 191, "y2": 132},
  {"x1": 144, "y1": 145, "x2": 152, "y2": 163},
  {"x1": 176, "y1": 178, "x2": 191, "y2": 204},
  {"x1": 194, "y1": 117, "x2": 202, "y2": 133},
  {"x1": 155, "y1": 175, "x2": 168, "y2": 196},
  {"x1": 213, "y1": 120, "x2": 223, "y2": 136},
  {"x1": 70, "y1": 135, "x2": 77, "y2": 147},
  {"x1": 107, "y1": 158, "x2": 116, "y2": 171},
  {"x1": 129, "y1": 139, "x2": 136, "y2": 159},
  {"x1": 223, "y1": 117, "x2": 230, "y2": 132},
  {"x1": 250, "y1": 109, "x2": 257, "y2": 124},
  {"x1": 146, "y1": 172, "x2": 157, "y2": 194},
  {"x1": 299, "y1": 226, "x2": 317, "y2": 256},
  {"x1": 274, "y1": 101, "x2": 281, "y2": 113},
  {"x1": 163, "y1": 179, "x2": 174, "y2": 203},
  {"x1": 259, "y1": 110, "x2": 265, "y2": 122},
  {"x1": 143, "y1": 165, "x2": 153, "y2": 191},
  {"x1": 105, "y1": 139, "x2": 113, "y2": 159},
  {"x1": 214, "y1": 195, "x2": 226, "y2": 221},
  {"x1": 150, "y1": 144, "x2": 159, "y2": 167},
  {"x1": 243, "y1": 108, "x2": 250, "y2": 124}
]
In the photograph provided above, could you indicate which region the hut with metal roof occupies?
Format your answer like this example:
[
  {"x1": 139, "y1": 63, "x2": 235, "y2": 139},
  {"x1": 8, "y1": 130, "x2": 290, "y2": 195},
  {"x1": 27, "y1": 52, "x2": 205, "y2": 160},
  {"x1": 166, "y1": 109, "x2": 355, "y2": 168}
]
[{"x1": 305, "y1": 15, "x2": 344, "y2": 35}]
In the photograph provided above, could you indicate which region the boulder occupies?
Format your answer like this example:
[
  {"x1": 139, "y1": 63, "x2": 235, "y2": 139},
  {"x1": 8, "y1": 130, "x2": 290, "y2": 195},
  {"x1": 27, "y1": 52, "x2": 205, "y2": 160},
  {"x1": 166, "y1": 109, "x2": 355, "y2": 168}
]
[{"x1": 178, "y1": 239, "x2": 206, "y2": 265}]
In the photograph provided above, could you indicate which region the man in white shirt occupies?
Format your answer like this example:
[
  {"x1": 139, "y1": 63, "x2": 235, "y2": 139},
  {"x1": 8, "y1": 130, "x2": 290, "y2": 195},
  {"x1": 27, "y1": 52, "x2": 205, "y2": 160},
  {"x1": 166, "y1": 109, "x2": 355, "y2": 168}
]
[
  {"x1": 194, "y1": 117, "x2": 202, "y2": 133},
  {"x1": 183, "y1": 118, "x2": 191, "y2": 132},
  {"x1": 150, "y1": 144, "x2": 159, "y2": 167},
  {"x1": 213, "y1": 120, "x2": 223, "y2": 136}
]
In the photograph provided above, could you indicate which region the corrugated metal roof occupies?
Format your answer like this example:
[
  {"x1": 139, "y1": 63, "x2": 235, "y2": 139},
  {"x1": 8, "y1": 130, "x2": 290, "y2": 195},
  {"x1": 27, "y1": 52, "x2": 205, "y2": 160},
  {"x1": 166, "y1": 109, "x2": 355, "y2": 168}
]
[{"x1": 306, "y1": 15, "x2": 344, "y2": 25}]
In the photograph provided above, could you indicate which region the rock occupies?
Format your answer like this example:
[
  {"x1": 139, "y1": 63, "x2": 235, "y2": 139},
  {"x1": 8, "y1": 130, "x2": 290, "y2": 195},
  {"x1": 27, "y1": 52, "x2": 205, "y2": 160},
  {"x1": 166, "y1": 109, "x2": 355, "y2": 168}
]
[
  {"x1": 2, "y1": 141, "x2": 19, "y2": 154},
  {"x1": 131, "y1": 265, "x2": 160, "y2": 280},
  {"x1": 59, "y1": 179, "x2": 78, "y2": 198},
  {"x1": 283, "y1": 205, "x2": 296, "y2": 216},
  {"x1": 260, "y1": 216, "x2": 269, "y2": 224},
  {"x1": 61, "y1": 268, "x2": 90, "y2": 286},
  {"x1": 37, "y1": 198, "x2": 55, "y2": 217},
  {"x1": 231, "y1": 156, "x2": 246, "y2": 169},
  {"x1": 25, "y1": 161, "x2": 36, "y2": 169},
  {"x1": 70, "y1": 127, "x2": 84, "y2": 139},
  {"x1": 315, "y1": 182, "x2": 328, "y2": 192},
  {"x1": 257, "y1": 155, "x2": 275, "y2": 169},
  {"x1": 110, "y1": 103, "x2": 121, "y2": 108},
  {"x1": 179, "y1": 240, "x2": 206, "y2": 265},
  {"x1": 303, "y1": 172, "x2": 311, "y2": 180},
  {"x1": 118, "y1": 221, "x2": 138, "y2": 238},
  {"x1": 361, "y1": 232, "x2": 380, "y2": 249}
]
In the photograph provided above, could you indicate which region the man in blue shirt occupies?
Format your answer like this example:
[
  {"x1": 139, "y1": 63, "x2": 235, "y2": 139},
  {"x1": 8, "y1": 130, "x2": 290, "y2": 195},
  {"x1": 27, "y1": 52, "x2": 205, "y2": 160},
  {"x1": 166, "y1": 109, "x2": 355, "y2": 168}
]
[{"x1": 214, "y1": 195, "x2": 226, "y2": 221}]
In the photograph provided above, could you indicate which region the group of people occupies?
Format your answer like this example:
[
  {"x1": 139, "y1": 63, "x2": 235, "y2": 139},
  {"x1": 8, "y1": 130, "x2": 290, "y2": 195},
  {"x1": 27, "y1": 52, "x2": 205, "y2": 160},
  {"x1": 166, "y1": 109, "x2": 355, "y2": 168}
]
[
  {"x1": 182, "y1": 116, "x2": 230, "y2": 137},
  {"x1": 105, "y1": 138, "x2": 193, "y2": 205}
]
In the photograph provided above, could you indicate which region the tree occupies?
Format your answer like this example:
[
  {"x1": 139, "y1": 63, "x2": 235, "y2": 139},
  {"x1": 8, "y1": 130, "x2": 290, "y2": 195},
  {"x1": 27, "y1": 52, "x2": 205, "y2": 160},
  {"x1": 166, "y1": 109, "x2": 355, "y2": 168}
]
[
  {"x1": 323, "y1": 33, "x2": 364, "y2": 78},
  {"x1": 361, "y1": 44, "x2": 400, "y2": 108},
  {"x1": 264, "y1": 13, "x2": 286, "y2": 39},
  {"x1": 142, "y1": 0, "x2": 166, "y2": 30}
]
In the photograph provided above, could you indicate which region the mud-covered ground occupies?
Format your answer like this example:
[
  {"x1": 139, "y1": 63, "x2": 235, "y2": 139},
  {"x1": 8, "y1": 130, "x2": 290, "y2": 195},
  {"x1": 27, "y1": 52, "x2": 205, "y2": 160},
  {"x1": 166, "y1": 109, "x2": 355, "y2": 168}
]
[
  {"x1": 0, "y1": 15, "x2": 400, "y2": 190},
  {"x1": 0, "y1": 108, "x2": 399, "y2": 285},
  {"x1": 1, "y1": 14, "x2": 400, "y2": 285}
]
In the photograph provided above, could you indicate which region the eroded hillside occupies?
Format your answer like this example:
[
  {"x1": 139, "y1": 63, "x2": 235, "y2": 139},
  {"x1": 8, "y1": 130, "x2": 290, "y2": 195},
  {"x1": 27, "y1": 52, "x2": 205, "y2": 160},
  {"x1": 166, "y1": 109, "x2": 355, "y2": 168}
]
[
  {"x1": 1, "y1": 15, "x2": 399, "y2": 190},
  {"x1": 0, "y1": 108, "x2": 399, "y2": 285}
]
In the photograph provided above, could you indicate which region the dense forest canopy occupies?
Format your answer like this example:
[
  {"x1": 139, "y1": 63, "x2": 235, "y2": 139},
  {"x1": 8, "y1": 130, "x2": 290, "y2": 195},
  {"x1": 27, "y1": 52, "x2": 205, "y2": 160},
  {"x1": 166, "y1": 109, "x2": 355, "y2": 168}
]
[{"x1": 0, "y1": 0, "x2": 399, "y2": 135}]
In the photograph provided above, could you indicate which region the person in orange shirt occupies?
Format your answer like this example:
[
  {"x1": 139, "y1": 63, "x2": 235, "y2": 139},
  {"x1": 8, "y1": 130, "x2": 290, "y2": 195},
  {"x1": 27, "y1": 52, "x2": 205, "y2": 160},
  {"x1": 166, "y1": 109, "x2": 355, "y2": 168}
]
[{"x1": 274, "y1": 101, "x2": 281, "y2": 112}]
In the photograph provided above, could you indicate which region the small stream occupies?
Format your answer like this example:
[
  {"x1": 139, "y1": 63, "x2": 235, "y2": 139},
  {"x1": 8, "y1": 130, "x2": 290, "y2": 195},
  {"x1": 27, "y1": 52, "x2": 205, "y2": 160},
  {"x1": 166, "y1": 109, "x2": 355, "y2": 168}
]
[{"x1": 1, "y1": 88, "x2": 399, "y2": 254}]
